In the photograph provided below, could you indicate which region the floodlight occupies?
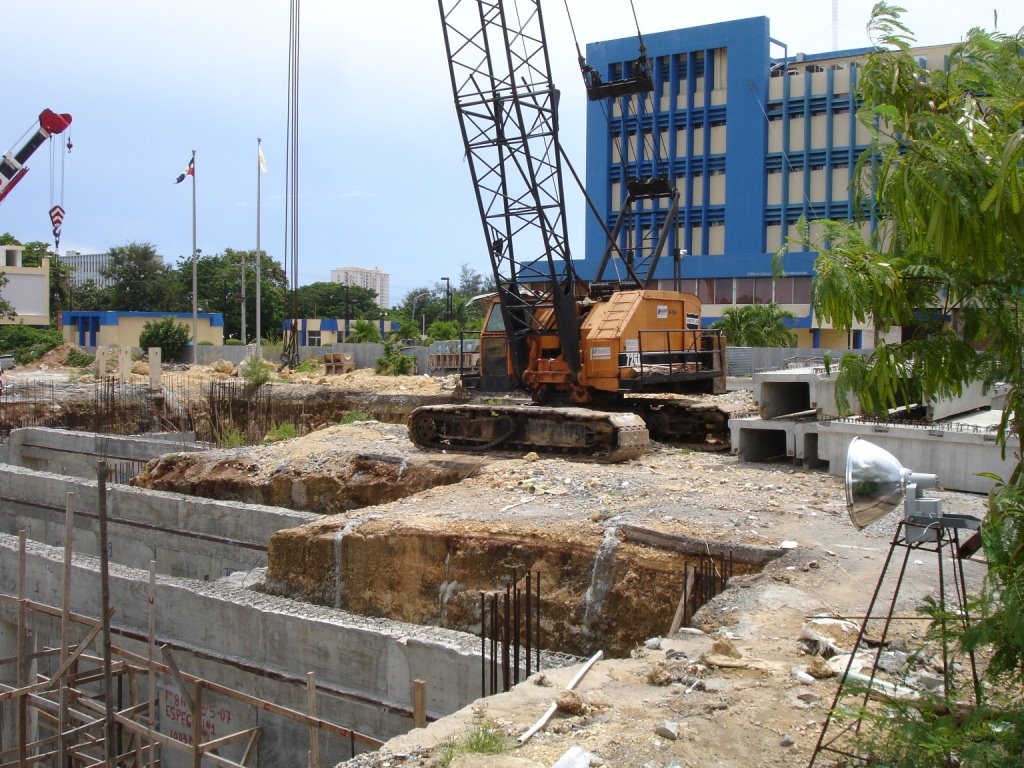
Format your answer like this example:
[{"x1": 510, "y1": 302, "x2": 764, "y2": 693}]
[
  {"x1": 811, "y1": 437, "x2": 984, "y2": 767},
  {"x1": 843, "y1": 437, "x2": 978, "y2": 542}
]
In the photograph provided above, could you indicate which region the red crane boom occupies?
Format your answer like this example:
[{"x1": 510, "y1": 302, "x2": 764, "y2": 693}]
[{"x1": 0, "y1": 108, "x2": 72, "y2": 205}]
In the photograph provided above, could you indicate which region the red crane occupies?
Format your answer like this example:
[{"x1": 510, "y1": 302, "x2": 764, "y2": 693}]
[{"x1": 0, "y1": 108, "x2": 72, "y2": 205}]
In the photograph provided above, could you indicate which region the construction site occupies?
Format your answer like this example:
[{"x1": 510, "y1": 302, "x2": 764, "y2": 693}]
[{"x1": 0, "y1": 349, "x2": 1006, "y2": 767}]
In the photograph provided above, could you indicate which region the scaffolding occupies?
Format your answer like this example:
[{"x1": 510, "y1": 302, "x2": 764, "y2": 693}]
[{"x1": 0, "y1": 471, "x2": 384, "y2": 767}]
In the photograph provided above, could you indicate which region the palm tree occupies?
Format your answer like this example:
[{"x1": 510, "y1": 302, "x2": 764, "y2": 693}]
[
  {"x1": 711, "y1": 303, "x2": 796, "y2": 347},
  {"x1": 346, "y1": 319, "x2": 381, "y2": 343}
]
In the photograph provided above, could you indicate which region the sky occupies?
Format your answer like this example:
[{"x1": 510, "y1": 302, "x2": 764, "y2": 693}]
[{"x1": 3, "y1": 1, "x2": 1021, "y2": 306}]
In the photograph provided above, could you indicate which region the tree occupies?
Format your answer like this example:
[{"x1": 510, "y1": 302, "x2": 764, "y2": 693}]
[
  {"x1": 103, "y1": 242, "x2": 175, "y2": 311},
  {"x1": 346, "y1": 318, "x2": 381, "y2": 343},
  {"x1": 71, "y1": 280, "x2": 114, "y2": 311},
  {"x1": 710, "y1": 304, "x2": 796, "y2": 347},
  {"x1": 785, "y1": 6, "x2": 1024, "y2": 763},
  {"x1": 294, "y1": 282, "x2": 378, "y2": 320},
  {"x1": 169, "y1": 249, "x2": 287, "y2": 342},
  {"x1": 138, "y1": 316, "x2": 191, "y2": 361}
]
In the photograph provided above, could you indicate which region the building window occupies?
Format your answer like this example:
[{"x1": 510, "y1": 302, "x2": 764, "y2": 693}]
[
  {"x1": 306, "y1": 331, "x2": 321, "y2": 347},
  {"x1": 697, "y1": 278, "x2": 715, "y2": 304},
  {"x1": 713, "y1": 278, "x2": 731, "y2": 304},
  {"x1": 774, "y1": 276, "x2": 812, "y2": 303},
  {"x1": 791, "y1": 276, "x2": 812, "y2": 303},
  {"x1": 735, "y1": 277, "x2": 774, "y2": 304}
]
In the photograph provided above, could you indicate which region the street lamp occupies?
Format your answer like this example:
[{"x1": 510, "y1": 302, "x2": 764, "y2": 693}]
[
  {"x1": 344, "y1": 283, "x2": 351, "y2": 340},
  {"x1": 441, "y1": 276, "x2": 451, "y2": 322},
  {"x1": 410, "y1": 292, "x2": 429, "y2": 338}
]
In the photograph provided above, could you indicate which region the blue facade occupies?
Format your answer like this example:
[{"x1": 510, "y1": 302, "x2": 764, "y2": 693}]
[{"x1": 583, "y1": 17, "x2": 876, "y2": 345}]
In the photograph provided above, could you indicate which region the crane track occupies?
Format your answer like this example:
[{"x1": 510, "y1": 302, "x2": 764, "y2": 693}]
[{"x1": 408, "y1": 404, "x2": 649, "y2": 463}]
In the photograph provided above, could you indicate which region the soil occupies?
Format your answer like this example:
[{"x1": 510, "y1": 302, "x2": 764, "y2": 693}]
[{"x1": 5, "y1": 356, "x2": 994, "y2": 767}]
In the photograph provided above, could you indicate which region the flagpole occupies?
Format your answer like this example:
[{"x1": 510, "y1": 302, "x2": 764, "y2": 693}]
[
  {"x1": 256, "y1": 138, "x2": 263, "y2": 360},
  {"x1": 240, "y1": 250, "x2": 247, "y2": 344},
  {"x1": 191, "y1": 148, "x2": 198, "y2": 365}
]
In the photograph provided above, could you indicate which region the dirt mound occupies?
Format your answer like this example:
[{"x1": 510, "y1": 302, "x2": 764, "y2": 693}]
[{"x1": 20, "y1": 343, "x2": 84, "y2": 371}]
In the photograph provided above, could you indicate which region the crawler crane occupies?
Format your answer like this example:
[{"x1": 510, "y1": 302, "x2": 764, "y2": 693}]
[{"x1": 409, "y1": 1, "x2": 728, "y2": 460}]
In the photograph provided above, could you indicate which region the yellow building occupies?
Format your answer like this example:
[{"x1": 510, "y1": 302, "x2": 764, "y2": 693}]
[{"x1": 62, "y1": 311, "x2": 224, "y2": 350}]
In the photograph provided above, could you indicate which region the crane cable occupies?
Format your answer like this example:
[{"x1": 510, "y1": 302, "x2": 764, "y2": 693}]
[
  {"x1": 48, "y1": 126, "x2": 71, "y2": 254},
  {"x1": 563, "y1": 0, "x2": 659, "y2": 270}
]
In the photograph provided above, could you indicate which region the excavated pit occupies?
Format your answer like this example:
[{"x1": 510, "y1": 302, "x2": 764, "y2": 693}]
[
  {"x1": 129, "y1": 398, "x2": 782, "y2": 660},
  {"x1": 264, "y1": 515, "x2": 780, "y2": 658}
]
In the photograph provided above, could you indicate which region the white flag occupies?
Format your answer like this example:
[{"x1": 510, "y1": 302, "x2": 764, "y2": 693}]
[{"x1": 258, "y1": 146, "x2": 267, "y2": 174}]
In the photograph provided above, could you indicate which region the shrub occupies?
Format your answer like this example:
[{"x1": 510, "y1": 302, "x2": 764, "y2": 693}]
[
  {"x1": 220, "y1": 426, "x2": 246, "y2": 448},
  {"x1": 138, "y1": 317, "x2": 191, "y2": 361},
  {"x1": 66, "y1": 348, "x2": 95, "y2": 368},
  {"x1": 294, "y1": 358, "x2": 320, "y2": 373},
  {"x1": 263, "y1": 421, "x2": 299, "y2": 443},
  {"x1": 240, "y1": 356, "x2": 270, "y2": 393},
  {"x1": 375, "y1": 341, "x2": 416, "y2": 376},
  {"x1": 224, "y1": 338, "x2": 244, "y2": 346},
  {"x1": 0, "y1": 325, "x2": 63, "y2": 365},
  {"x1": 339, "y1": 411, "x2": 370, "y2": 424}
]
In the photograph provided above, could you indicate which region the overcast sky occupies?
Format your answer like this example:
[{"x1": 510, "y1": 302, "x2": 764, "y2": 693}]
[{"x1": 3, "y1": 1, "x2": 1020, "y2": 304}]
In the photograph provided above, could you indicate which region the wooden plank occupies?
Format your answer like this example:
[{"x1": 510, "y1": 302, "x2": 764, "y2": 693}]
[{"x1": 412, "y1": 680, "x2": 426, "y2": 729}]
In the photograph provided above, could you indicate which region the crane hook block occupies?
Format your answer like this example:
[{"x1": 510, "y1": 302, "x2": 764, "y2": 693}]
[{"x1": 39, "y1": 109, "x2": 73, "y2": 136}]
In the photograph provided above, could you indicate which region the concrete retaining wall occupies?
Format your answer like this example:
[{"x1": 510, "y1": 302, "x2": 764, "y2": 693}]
[
  {"x1": 0, "y1": 427, "x2": 202, "y2": 482},
  {"x1": 0, "y1": 533, "x2": 483, "y2": 766},
  {"x1": 0, "y1": 463, "x2": 316, "y2": 580}
]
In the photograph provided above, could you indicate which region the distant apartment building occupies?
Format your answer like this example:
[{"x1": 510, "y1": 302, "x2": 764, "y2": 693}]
[
  {"x1": 63, "y1": 250, "x2": 165, "y2": 288},
  {"x1": 329, "y1": 266, "x2": 389, "y2": 310}
]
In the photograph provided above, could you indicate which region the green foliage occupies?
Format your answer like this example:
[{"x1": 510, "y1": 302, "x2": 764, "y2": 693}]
[
  {"x1": 295, "y1": 281, "x2": 378, "y2": 320},
  {"x1": 710, "y1": 303, "x2": 796, "y2": 347},
  {"x1": 965, "y1": 478, "x2": 1024, "y2": 679},
  {"x1": 71, "y1": 279, "x2": 113, "y2": 311},
  {"x1": 240, "y1": 356, "x2": 270, "y2": 392},
  {"x1": 0, "y1": 325, "x2": 63, "y2": 364},
  {"x1": 263, "y1": 421, "x2": 299, "y2": 443},
  {"x1": 346, "y1": 318, "x2": 381, "y2": 343},
  {"x1": 851, "y1": 688, "x2": 1024, "y2": 767},
  {"x1": 339, "y1": 411, "x2": 370, "y2": 424},
  {"x1": 426, "y1": 319, "x2": 462, "y2": 341},
  {"x1": 806, "y1": 7, "x2": 1024, "y2": 764},
  {"x1": 436, "y1": 720, "x2": 509, "y2": 767},
  {"x1": 219, "y1": 426, "x2": 246, "y2": 449},
  {"x1": 375, "y1": 341, "x2": 416, "y2": 375},
  {"x1": 294, "y1": 358, "x2": 319, "y2": 373},
  {"x1": 103, "y1": 242, "x2": 178, "y2": 311},
  {"x1": 138, "y1": 317, "x2": 191, "y2": 361},
  {"x1": 224, "y1": 338, "x2": 244, "y2": 346},
  {"x1": 65, "y1": 348, "x2": 95, "y2": 368}
]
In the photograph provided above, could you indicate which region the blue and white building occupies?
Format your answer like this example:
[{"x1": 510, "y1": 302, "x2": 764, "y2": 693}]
[{"x1": 582, "y1": 17, "x2": 952, "y2": 348}]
